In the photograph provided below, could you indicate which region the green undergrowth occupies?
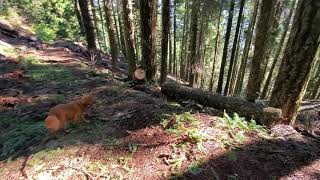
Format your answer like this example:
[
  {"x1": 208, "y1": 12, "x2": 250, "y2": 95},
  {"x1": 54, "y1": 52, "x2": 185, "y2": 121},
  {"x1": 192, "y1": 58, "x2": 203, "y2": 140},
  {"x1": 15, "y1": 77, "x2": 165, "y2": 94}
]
[
  {"x1": 162, "y1": 111, "x2": 270, "y2": 178},
  {"x1": 20, "y1": 56, "x2": 74, "y2": 83},
  {"x1": 214, "y1": 112, "x2": 270, "y2": 148},
  {"x1": 161, "y1": 112, "x2": 204, "y2": 149}
]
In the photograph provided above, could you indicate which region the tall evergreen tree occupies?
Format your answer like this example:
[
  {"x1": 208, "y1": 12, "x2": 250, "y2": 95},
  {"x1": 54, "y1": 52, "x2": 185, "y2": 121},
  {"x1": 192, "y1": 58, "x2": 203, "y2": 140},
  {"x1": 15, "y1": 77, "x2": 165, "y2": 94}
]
[
  {"x1": 234, "y1": 0, "x2": 259, "y2": 96},
  {"x1": 246, "y1": 0, "x2": 276, "y2": 102},
  {"x1": 188, "y1": 0, "x2": 200, "y2": 87},
  {"x1": 216, "y1": 0, "x2": 235, "y2": 93},
  {"x1": 160, "y1": 0, "x2": 170, "y2": 84},
  {"x1": 73, "y1": 0, "x2": 85, "y2": 36},
  {"x1": 261, "y1": 0, "x2": 296, "y2": 99},
  {"x1": 209, "y1": 0, "x2": 222, "y2": 92},
  {"x1": 224, "y1": 0, "x2": 246, "y2": 96},
  {"x1": 122, "y1": 0, "x2": 137, "y2": 78},
  {"x1": 104, "y1": 0, "x2": 119, "y2": 65},
  {"x1": 179, "y1": 0, "x2": 189, "y2": 80},
  {"x1": 78, "y1": 0, "x2": 97, "y2": 50},
  {"x1": 140, "y1": 0, "x2": 157, "y2": 81},
  {"x1": 269, "y1": 0, "x2": 320, "y2": 124}
]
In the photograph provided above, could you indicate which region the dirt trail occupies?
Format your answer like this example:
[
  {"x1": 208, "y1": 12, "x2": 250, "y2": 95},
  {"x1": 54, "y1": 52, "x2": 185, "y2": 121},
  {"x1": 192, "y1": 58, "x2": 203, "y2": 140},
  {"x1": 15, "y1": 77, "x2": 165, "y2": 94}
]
[{"x1": 1, "y1": 29, "x2": 320, "y2": 180}]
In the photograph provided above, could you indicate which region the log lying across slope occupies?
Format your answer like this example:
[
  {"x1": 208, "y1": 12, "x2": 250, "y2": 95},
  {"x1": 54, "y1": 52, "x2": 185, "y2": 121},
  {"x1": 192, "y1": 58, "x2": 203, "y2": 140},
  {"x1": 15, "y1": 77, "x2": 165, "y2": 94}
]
[{"x1": 161, "y1": 82, "x2": 282, "y2": 125}]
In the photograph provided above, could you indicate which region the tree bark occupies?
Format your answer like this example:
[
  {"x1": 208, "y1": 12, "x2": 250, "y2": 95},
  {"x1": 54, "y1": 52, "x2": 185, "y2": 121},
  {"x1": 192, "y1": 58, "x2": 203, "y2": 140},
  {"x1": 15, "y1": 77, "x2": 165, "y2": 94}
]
[
  {"x1": 122, "y1": 0, "x2": 137, "y2": 78},
  {"x1": 116, "y1": 0, "x2": 127, "y2": 58},
  {"x1": 173, "y1": 0, "x2": 177, "y2": 77},
  {"x1": 160, "y1": 0, "x2": 170, "y2": 84},
  {"x1": 179, "y1": 0, "x2": 189, "y2": 80},
  {"x1": 74, "y1": 0, "x2": 85, "y2": 36},
  {"x1": 140, "y1": 0, "x2": 157, "y2": 81},
  {"x1": 111, "y1": 0, "x2": 121, "y2": 52},
  {"x1": 224, "y1": 0, "x2": 245, "y2": 96},
  {"x1": 216, "y1": 0, "x2": 235, "y2": 94},
  {"x1": 234, "y1": 0, "x2": 259, "y2": 96},
  {"x1": 97, "y1": 0, "x2": 108, "y2": 50},
  {"x1": 104, "y1": 0, "x2": 119, "y2": 65},
  {"x1": 169, "y1": 32, "x2": 172, "y2": 74},
  {"x1": 78, "y1": 0, "x2": 97, "y2": 50},
  {"x1": 188, "y1": 0, "x2": 200, "y2": 87},
  {"x1": 117, "y1": 0, "x2": 128, "y2": 59},
  {"x1": 229, "y1": 13, "x2": 245, "y2": 96},
  {"x1": 269, "y1": 0, "x2": 320, "y2": 124},
  {"x1": 89, "y1": 0, "x2": 102, "y2": 49},
  {"x1": 260, "y1": 1, "x2": 282, "y2": 98},
  {"x1": 261, "y1": 0, "x2": 296, "y2": 99},
  {"x1": 246, "y1": 0, "x2": 276, "y2": 102},
  {"x1": 209, "y1": 0, "x2": 222, "y2": 92},
  {"x1": 161, "y1": 82, "x2": 282, "y2": 125},
  {"x1": 310, "y1": 61, "x2": 320, "y2": 99}
]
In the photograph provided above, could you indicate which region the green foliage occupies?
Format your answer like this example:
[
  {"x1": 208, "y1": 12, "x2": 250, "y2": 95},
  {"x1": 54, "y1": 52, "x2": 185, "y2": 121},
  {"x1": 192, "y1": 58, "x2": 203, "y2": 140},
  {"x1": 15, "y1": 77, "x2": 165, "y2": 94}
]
[
  {"x1": 2, "y1": 0, "x2": 81, "y2": 41},
  {"x1": 0, "y1": 121, "x2": 46, "y2": 160},
  {"x1": 20, "y1": 56, "x2": 74, "y2": 83},
  {"x1": 223, "y1": 112, "x2": 268, "y2": 137},
  {"x1": 187, "y1": 161, "x2": 203, "y2": 175},
  {"x1": 168, "y1": 155, "x2": 185, "y2": 176},
  {"x1": 225, "y1": 151, "x2": 238, "y2": 162},
  {"x1": 35, "y1": 24, "x2": 57, "y2": 43},
  {"x1": 187, "y1": 129, "x2": 203, "y2": 144},
  {"x1": 161, "y1": 112, "x2": 198, "y2": 135},
  {"x1": 128, "y1": 143, "x2": 137, "y2": 154},
  {"x1": 213, "y1": 112, "x2": 270, "y2": 148}
]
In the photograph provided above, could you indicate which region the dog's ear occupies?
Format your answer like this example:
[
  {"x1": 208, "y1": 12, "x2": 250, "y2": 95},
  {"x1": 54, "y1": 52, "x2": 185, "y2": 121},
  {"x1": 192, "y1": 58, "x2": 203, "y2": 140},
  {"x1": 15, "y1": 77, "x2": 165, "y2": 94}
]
[{"x1": 82, "y1": 95, "x2": 94, "y2": 105}]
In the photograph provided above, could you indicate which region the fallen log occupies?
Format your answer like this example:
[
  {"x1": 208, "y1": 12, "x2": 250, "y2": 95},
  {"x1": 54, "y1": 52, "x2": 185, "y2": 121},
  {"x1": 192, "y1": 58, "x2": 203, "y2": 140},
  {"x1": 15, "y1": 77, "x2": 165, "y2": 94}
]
[{"x1": 161, "y1": 82, "x2": 282, "y2": 125}]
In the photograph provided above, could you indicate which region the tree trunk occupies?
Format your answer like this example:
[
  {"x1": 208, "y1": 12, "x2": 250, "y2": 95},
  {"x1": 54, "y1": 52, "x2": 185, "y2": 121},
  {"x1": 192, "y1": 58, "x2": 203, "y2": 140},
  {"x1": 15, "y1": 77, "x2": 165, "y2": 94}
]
[
  {"x1": 161, "y1": 82, "x2": 282, "y2": 125},
  {"x1": 216, "y1": 0, "x2": 235, "y2": 94},
  {"x1": 173, "y1": 0, "x2": 177, "y2": 77},
  {"x1": 116, "y1": 0, "x2": 127, "y2": 58},
  {"x1": 188, "y1": 0, "x2": 200, "y2": 87},
  {"x1": 74, "y1": 0, "x2": 85, "y2": 36},
  {"x1": 78, "y1": 0, "x2": 97, "y2": 50},
  {"x1": 197, "y1": 8, "x2": 209, "y2": 89},
  {"x1": 310, "y1": 60, "x2": 320, "y2": 99},
  {"x1": 89, "y1": 0, "x2": 102, "y2": 49},
  {"x1": 122, "y1": 0, "x2": 137, "y2": 78},
  {"x1": 234, "y1": 0, "x2": 259, "y2": 96},
  {"x1": 224, "y1": 0, "x2": 245, "y2": 96},
  {"x1": 169, "y1": 31, "x2": 172, "y2": 74},
  {"x1": 229, "y1": 13, "x2": 245, "y2": 96},
  {"x1": 140, "y1": 0, "x2": 157, "y2": 81},
  {"x1": 111, "y1": 0, "x2": 121, "y2": 51},
  {"x1": 246, "y1": 0, "x2": 276, "y2": 102},
  {"x1": 260, "y1": 1, "x2": 282, "y2": 96},
  {"x1": 261, "y1": 0, "x2": 296, "y2": 99},
  {"x1": 97, "y1": 0, "x2": 108, "y2": 50},
  {"x1": 179, "y1": 0, "x2": 189, "y2": 80},
  {"x1": 104, "y1": 0, "x2": 119, "y2": 65},
  {"x1": 160, "y1": 0, "x2": 170, "y2": 84},
  {"x1": 269, "y1": 0, "x2": 320, "y2": 124},
  {"x1": 209, "y1": 0, "x2": 222, "y2": 92}
]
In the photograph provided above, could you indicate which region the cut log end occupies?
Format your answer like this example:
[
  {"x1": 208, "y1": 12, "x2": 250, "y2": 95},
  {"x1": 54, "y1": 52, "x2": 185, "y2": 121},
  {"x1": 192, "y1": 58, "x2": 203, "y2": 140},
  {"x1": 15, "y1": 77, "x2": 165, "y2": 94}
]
[{"x1": 133, "y1": 67, "x2": 146, "y2": 81}]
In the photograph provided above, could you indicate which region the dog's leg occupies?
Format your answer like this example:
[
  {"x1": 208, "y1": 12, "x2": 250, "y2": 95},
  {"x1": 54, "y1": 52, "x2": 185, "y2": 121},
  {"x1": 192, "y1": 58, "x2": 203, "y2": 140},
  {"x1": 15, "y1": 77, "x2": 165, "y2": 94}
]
[
  {"x1": 50, "y1": 130, "x2": 57, "y2": 139},
  {"x1": 62, "y1": 121, "x2": 70, "y2": 133},
  {"x1": 82, "y1": 114, "x2": 90, "y2": 123}
]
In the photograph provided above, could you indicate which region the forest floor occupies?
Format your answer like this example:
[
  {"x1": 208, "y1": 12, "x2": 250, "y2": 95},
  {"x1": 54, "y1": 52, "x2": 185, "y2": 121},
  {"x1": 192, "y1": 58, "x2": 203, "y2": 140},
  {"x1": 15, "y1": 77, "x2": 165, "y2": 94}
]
[{"x1": 1, "y1": 21, "x2": 320, "y2": 180}]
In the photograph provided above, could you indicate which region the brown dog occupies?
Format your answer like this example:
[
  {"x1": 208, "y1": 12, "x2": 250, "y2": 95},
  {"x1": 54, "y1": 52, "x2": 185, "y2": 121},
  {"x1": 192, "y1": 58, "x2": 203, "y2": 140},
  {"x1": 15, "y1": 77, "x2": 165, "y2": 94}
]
[{"x1": 44, "y1": 95, "x2": 94, "y2": 138}]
